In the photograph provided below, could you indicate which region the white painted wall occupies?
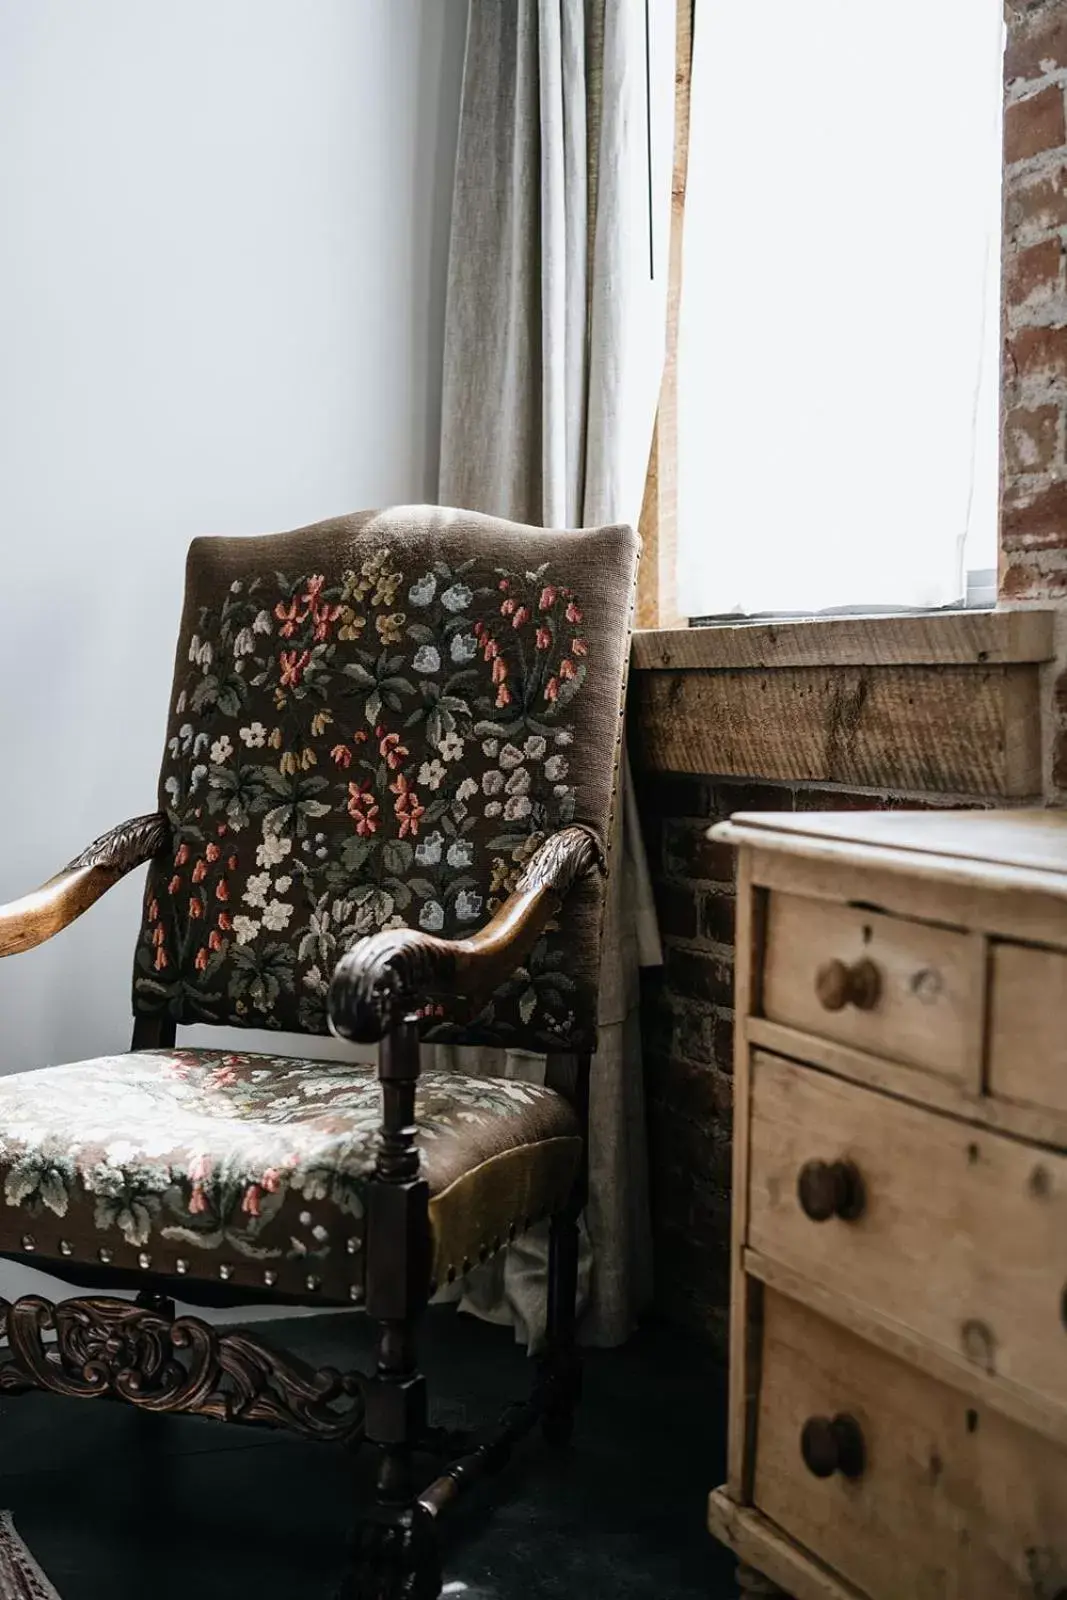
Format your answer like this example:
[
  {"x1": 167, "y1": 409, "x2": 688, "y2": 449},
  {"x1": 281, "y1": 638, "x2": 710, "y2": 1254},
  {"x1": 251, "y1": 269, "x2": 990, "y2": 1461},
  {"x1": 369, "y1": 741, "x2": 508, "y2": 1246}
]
[
  {"x1": 0, "y1": 0, "x2": 467, "y2": 1311},
  {"x1": 0, "y1": 0, "x2": 467, "y2": 1068}
]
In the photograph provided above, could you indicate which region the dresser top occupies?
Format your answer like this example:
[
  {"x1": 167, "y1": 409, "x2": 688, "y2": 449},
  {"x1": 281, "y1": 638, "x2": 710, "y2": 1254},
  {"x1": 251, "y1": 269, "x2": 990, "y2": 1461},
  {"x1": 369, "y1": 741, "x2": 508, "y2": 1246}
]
[{"x1": 713, "y1": 808, "x2": 1067, "y2": 894}]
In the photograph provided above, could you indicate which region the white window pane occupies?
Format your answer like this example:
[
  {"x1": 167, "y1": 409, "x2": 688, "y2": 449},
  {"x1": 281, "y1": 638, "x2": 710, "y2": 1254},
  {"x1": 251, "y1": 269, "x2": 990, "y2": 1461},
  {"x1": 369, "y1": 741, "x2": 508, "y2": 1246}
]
[{"x1": 678, "y1": 0, "x2": 1004, "y2": 616}]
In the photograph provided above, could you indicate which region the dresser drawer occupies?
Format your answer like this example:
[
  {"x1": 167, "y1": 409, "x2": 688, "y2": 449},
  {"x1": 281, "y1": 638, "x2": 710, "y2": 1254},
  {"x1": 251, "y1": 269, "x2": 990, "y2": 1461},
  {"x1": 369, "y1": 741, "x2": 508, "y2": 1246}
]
[
  {"x1": 989, "y1": 941, "x2": 1067, "y2": 1120},
  {"x1": 754, "y1": 1289, "x2": 1067, "y2": 1600},
  {"x1": 761, "y1": 893, "x2": 977, "y2": 1082},
  {"x1": 748, "y1": 1051, "x2": 1067, "y2": 1413}
]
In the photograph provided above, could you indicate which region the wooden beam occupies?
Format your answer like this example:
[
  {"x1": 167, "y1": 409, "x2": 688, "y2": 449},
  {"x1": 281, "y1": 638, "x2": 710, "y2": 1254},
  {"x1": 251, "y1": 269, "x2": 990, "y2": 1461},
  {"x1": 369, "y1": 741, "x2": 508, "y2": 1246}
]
[
  {"x1": 635, "y1": 0, "x2": 692, "y2": 631},
  {"x1": 629, "y1": 662, "x2": 1044, "y2": 797},
  {"x1": 632, "y1": 609, "x2": 1057, "y2": 671}
]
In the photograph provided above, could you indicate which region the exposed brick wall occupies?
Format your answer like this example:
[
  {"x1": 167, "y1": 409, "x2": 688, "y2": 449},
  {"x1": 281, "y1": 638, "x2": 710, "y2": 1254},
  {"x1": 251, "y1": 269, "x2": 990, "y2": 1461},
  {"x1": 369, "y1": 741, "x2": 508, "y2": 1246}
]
[
  {"x1": 636, "y1": 773, "x2": 971, "y2": 1347},
  {"x1": 1002, "y1": 0, "x2": 1067, "y2": 790}
]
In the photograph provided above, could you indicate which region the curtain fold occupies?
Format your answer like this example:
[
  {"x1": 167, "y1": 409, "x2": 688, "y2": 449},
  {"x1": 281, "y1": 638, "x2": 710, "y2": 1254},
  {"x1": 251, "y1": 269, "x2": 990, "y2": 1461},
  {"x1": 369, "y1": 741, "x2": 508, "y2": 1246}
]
[{"x1": 433, "y1": 0, "x2": 673, "y2": 1348}]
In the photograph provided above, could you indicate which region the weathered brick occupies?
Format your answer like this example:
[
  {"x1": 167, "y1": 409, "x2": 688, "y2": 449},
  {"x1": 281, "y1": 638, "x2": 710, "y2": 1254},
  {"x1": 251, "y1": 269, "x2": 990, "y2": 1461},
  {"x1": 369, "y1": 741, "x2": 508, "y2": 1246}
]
[
  {"x1": 652, "y1": 878, "x2": 699, "y2": 939},
  {"x1": 699, "y1": 889, "x2": 735, "y2": 946},
  {"x1": 1002, "y1": 477, "x2": 1067, "y2": 550},
  {"x1": 651, "y1": 1051, "x2": 732, "y2": 1124},
  {"x1": 1006, "y1": 10, "x2": 1067, "y2": 84},
  {"x1": 710, "y1": 1010, "x2": 735, "y2": 1070},
  {"x1": 1008, "y1": 321, "x2": 1067, "y2": 381},
  {"x1": 794, "y1": 787, "x2": 891, "y2": 813},
  {"x1": 662, "y1": 818, "x2": 736, "y2": 883},
  {"x1": 1006, "y1": 164, "x2": 1067, "y2": 239},
  {"x1": 1005, "y1": 84, "x2": 1067, "y2": 164},
  {"x1": 1001, "y1": 559, "x2": 1067, "y2": 597},
  {"x1": 673, "y1": 1004, "x2": 714, "y2": 1065},
  {"x1": 709, "y1": 780, "x2": 794, "y2": 817},
  {"x1": 1006, "y1": 236, "x2": 1063, "y2": 309},
  {"x1": 665, "y1": 946, "x2": 733, "y2": 1008},
  {"x1": 647, "y1": 1103, "x2": 730, "y2": 1188},
  {"x1": 1004, "y1": 403, "x2": 1061, "y2": 474},
  {"x1": 1053, "y1": 725, "x2": 1067, "y2": 789}
]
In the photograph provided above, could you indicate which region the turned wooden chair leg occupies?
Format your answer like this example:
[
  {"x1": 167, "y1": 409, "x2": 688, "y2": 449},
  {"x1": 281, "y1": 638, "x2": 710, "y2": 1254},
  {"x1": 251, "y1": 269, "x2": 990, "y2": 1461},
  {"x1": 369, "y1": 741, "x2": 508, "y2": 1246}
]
[
  {"x1": 347, "y1": 1016, "x2": 440, "y2": 1600},
  {"x1": 540, "y1": 1210, "x2": 582, "y2": 1448}
]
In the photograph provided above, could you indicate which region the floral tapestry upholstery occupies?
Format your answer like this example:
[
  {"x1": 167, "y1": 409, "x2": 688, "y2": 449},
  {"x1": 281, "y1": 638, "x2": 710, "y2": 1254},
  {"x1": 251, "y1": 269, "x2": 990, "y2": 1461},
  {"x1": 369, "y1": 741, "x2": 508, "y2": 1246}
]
[
  {"x1": 0, "y1": 1049, "x2": 581, "y2": 1301},
  {"x1": 133, "y1": 507, "x2": 639, "y2": 1051}
]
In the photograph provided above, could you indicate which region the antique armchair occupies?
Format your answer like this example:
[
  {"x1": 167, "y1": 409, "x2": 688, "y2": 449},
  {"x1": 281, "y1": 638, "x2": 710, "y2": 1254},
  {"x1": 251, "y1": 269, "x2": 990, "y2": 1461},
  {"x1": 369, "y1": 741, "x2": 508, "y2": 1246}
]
[{"x1": 0, "y1": 505, "x2": 639, "y2": 1598}]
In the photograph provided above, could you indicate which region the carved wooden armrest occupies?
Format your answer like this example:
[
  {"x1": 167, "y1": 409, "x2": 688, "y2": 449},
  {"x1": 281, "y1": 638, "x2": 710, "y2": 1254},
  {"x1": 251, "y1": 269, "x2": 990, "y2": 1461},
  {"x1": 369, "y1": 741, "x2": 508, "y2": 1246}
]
[
  {"x1": 0, "y1": 814, "x2": 169, "y2": 958},
  {"x1": 328, "y1": 824, "x2": 603, "y2": 1043}
]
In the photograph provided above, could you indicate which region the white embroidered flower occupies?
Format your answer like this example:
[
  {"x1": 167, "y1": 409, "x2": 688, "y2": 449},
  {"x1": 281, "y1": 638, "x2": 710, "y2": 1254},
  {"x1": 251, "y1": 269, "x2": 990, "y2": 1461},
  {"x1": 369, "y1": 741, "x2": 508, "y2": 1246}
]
[
  {"x1": 189, "y1": 764, "x2": 208, "y2": 793},
  {"x1": 418, "y1": 759, "x2": 447, "y2": 791},
  {"x1": 412, "y1": 644, "x2": 441, "y2": 674},
  {"x1": 253, "y1": 608, "x2": 272, "y2": 634},
  {"x1": 230, "y1": 579, "x2": 243, "y2": 593},
  {"x1": 455, "y1": 890, "x2": 483, "y2": 922},
  {"x1": 544, "y1": 754, "x2": 569, "y2": 781},
  {"x1": 256, "y1": 832, "x2": 292, "y2": 868},
  {"x1": 419, "y1": 901, "x2": 445, "y2": 932},
  {"x1": 553, "y1": 784, "x2": 573, "y2": 799},
  {"x1": 482, "y1": 770, "x2": 505, "y2": 795},
  {"x1": 175, "y1": 690, "x2": 187, "y2": 714},
  {"x1": 455, "y1": 777, "x2": 479, "y2": 803},
  {"x1": 233, "y1": 627, "x2": 255, "y2": 657},
  {"x1": 244, "y1": 872, "x2": 271, "y2": 909},
  {"x1": 262, "y1": 899, "x2": 293, "y2": 933},
  {"x1": 499, "y1": 743, "x2": 524, "y2": 770},
  {"x1": 210, "y1": 735, "x2": 234, "y2": 765},
  {"x1": 446, "y1": 840, "x2": 473, "y2": 869},
  {"x1": 523, "y1": 736, "x2": 547, "y2": 760},
  {"x1": 416, "y1": 832, "x2": 444, "y2": 866},
  {"x1": 275, "y1": 875, "x2": 292, "y2": 893},
  {"x1": 188, "y1": 634, "x2": 201, "y2": 663},
  {"x1": 233, "y1": 915, "x2": 260, "y2": 946},
  {"x1": 193, "y1": 731, "x2": 209, "y2": 756},
  {"x1": 503, "y1": 795, "x2": 532, "y2": 821},
  {"x1": 164, "y1": 775, "x2": 181, "y2": 807},
  {"x1": 383, "y1": 914, "x2": 406, "y2": 931},
  {"x1": 481, "y1": 738, "x2": 499, "y2": 757},
  {"x1": 438, "y1": 731, "x2": 464, "y2": 762},
  {"x1": 555, "y1": 729, "x2": 574, "y2": 746},
  {"x1": 441, "y1": 582, "x2": 472, "y2": 612},
  {"x1": 240, "y1": 722, "x2": 267, "y2": 748},
  {"x1": 505, "y1": 767, "x2": 531, "y2": 795},
  {"x1": 196, "y1": 640, "x2": 212, "y2": 668},
  {"x1": 408, "y1": 572, "x2": 437, "y2": 606},
  {"x1": 302, "y1": 963, "x2": 324, "y2": 992},
  {"x1": 450, "y1": 631, "x2": 477, "y2": 663},
  {"x1": 484, "y1": 801, "x2": 503, "y2": 818}
]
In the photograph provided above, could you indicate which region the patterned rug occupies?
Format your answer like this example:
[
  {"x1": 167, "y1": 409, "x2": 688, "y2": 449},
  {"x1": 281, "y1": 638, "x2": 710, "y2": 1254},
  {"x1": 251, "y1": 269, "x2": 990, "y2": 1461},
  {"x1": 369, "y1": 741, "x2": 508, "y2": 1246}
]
[{"x1": 0, "y1": 1516, "x2": 60, "y2": 1600}]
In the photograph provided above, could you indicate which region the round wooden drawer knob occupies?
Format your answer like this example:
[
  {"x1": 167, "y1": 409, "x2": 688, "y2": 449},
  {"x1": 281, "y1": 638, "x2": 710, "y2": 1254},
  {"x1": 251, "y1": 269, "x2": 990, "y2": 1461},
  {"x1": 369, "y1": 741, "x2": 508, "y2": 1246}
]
[
  {"x1": 797, "y1": 1159, "x2": 866, "y2": 1223},
  {"x1": 800, "y1": 1413, "x2": 866, "y2": 1481},
  {"x1": 815, "y1": 957, "x2": 882, "y2": 1012}
]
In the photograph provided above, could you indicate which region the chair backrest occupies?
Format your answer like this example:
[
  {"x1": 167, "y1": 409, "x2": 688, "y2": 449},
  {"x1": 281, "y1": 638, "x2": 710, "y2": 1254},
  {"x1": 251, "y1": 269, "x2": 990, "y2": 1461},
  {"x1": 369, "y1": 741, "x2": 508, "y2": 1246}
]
[{"x1": 133, "y1": 506, "x2": 639, "y2": 1054}]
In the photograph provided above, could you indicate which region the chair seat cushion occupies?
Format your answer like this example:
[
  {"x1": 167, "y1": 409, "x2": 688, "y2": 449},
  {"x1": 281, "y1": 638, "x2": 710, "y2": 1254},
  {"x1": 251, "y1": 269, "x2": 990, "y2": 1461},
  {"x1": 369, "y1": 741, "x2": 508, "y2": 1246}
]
[{"x1": 0, "y1": 1049, "x2": 581, "y2": 1302}]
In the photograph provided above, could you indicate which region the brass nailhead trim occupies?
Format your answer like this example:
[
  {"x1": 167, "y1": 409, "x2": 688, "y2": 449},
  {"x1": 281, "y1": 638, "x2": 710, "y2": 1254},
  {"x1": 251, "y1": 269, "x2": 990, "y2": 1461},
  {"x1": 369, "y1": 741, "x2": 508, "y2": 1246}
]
[
  {"x1": 218, "y1": 1264, "x2": 232, "y2": 1282},
  {"x1": 175, "y1": 1258, "x2": 189, "y2": 1275},
  {"x1": 305, "y1": 1274, "x2": 321, "y2": 1293},
  {"x1": 348, "y1": 1285, "x2": 361, "y2": 1302},
  {"x1": 98, "y1": 1247, "x2": 112, "y2": 1265},
  {"x1": 345, "y1": 1236, "x2": 359, "y2": 1256},
  {"x1": 263, "y1": 1270, "x2": 278, "y2": 1287},
  {"x1": 137, "y1": 1252, "x2": 151, "y2": 1270},
  {"x1": 59, "y1": 1240, "x2": 73, "y2": 1257},
  {"x1": 20, "y1": 1235, "x2": 34, "y2": 1253}
]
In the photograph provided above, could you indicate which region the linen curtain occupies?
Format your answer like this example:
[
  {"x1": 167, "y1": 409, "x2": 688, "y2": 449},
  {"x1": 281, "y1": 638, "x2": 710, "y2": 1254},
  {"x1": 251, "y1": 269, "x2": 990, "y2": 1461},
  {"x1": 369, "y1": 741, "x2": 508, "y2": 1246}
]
[{"x1": 432, "y1": 0, "x2": 674, "y2": 1347}]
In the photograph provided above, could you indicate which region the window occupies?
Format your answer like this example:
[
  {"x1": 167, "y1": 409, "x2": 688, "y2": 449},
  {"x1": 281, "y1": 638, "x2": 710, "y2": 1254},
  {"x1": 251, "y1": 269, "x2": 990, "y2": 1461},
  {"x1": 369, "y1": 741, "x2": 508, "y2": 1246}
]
[{"x1": 677, "y1": 1, "x2": 1005, "y2": 618}]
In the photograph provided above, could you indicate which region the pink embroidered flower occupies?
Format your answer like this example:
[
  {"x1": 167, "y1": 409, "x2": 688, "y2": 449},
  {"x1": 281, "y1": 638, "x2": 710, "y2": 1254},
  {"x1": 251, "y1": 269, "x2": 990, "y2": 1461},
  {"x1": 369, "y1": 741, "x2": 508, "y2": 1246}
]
[
  {"x1": 168, "y1": 874, "x2": 181, "y2": 895},
  {"x1": 215, "y1": 880, "x2": 229, "y2": 902},
  {"x1": 379, "y1": 731, "x2": 409, "y2": 770},
  {"x1": 391, "y1": 774, "x2": 424, "y2": 838},
  {"x1": 175, "y1": 843, "x2": 190, "y2": 867},
  {"x1": 194, "y1": 946, "x2": 209, "y2": 972},
  {"x1": 491, "y1": 656, "x2": 508, "y2": 685},
  {"x1": 188, "y1": 1184, "x2": 208, "y2": 1214},
  {"x1": 545, "y1": 677, "x2": 560, "y2": 702},
  {"x1": 242, "y1": 1184, "x2": 262, "y2": 1217},
  {"x1": 498, "y1": 578, "x2": 509, "y2": 591},
  {"x1": 208, "y1": 929, "x2": 223, "y2": 951},
  {"x1": 535, "y1": 626, "x2": 551, "y2": 651},
  {"x1": 500, "y1": 597, "x2": 516, "y2": 617},
  {"x1": 559, "y1": 657, "x2": 578, "y2": 680},
  {"x1": 205, "y1": 842, "x2": 221, "y2": 863},
  {"x1": 495, "y1": 684, "x2": 512, "y2": 709},
  {"x1": 331, "y1": 743, "x2": 352, "y2": 768},
  {"x1": 539, "y1": 585, "x2": 558, "y2": 610},
  {"x1": 191, "y1": 859, "x2": 207, "y2": 884},
  {"x1": 147, "y1": 899, "x2": 159, "y2": 922},
  {"x1": 189, "y1": 899, "x2": 203, "y2": 920},
  {"x1": 279, "y1": 648, "x2": 311, "y2": 688},
  {"x1": 154, "y1": 947, "x2": 168, "y2": 971},
  {"x1": 217, "y1": 911, "x2": 233, "y2": 931},
  {"x1": 482, "y1": 636, "x2": 500, "y2": 661},
  {"x1": 274, "y1": 599, "x2": 306, "y2": 638},
  {"x1": 512, "y1": 605, "x2": 530, "y2": 628},
  {"x1": 347, "y1": 781, "x2": 380, "y2": 836},
  {"x1": 261, "y1": 1168, "x2": 282, "y2": 1194},
  {"x1": 565, "y1": 601, "x2": 582, "y2": 624}
]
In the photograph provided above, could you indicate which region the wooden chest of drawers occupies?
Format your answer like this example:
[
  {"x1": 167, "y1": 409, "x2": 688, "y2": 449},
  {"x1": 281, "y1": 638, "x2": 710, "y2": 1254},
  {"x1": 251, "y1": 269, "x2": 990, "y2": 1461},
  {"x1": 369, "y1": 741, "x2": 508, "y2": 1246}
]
[{"x1": 707, "y1": 810, "x2": 1067, "y2": 1600}]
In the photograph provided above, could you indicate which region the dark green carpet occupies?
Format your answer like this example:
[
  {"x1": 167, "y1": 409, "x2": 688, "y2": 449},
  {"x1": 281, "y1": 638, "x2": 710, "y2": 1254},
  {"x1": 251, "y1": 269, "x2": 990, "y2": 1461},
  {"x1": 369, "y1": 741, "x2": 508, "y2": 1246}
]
[{"x1": 0, "y1": 1306, "x2": 735, "y2": 1598}]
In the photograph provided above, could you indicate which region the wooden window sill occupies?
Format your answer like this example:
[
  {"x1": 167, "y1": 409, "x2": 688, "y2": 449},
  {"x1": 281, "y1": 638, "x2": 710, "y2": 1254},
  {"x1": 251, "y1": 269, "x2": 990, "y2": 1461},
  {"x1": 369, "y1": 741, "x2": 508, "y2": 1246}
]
[{"x1": 628, "y1": 609, "x2": 1056, "y2": 799}]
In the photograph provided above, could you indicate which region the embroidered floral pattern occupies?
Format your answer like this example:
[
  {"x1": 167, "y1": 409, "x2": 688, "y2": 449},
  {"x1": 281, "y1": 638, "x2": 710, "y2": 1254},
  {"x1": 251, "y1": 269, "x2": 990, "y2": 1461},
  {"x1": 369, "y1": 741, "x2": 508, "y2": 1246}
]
[
  {"x1": 0, "y1": 1049, "x2": 575, "y2": 1264},
  {"x1": 136, "y1": 549, "x2": 592, "y2": 1045}
]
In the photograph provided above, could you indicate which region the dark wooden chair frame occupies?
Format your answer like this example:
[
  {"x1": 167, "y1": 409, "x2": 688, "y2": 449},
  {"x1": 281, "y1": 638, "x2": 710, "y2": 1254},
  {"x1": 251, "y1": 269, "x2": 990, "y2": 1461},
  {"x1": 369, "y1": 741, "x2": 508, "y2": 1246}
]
[{"x1": 0, "y1": 811, "x2": 602, "y2": 1598}]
